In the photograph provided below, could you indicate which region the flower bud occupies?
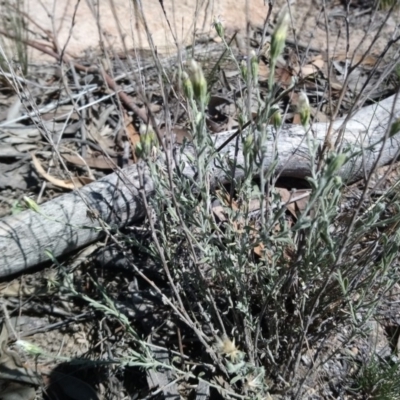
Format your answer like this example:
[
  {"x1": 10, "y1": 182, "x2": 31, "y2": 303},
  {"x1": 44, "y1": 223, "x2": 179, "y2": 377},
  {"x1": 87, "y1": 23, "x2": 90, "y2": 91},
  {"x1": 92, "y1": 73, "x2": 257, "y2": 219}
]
[
  {"x1": 389, "y1": 118, "x2": 400, "y2": 137},
  {"x1": 297, "y1": 91, "x2": 310, "y2": 128},
  {"x1": 213, "y1": 16, "x2": 224, "y2": 39},
  {"x1": 327, "y1": 153, "x2": 347, "y2": 175},
  {"x1": 240, "y1": 59, "x2": 248, "y2": 81},
  {"x1": 270, "y1": 6, "x2": 291, "y2": 62},
  {"x1": 181, "y1": 71, "x2": 193, "y2": 101},
  {"x1": 244, "y1": 133, "x2": 254, "y2": 154},
  {"x1": 250, "y1": 50, "x2": 259, "y2": 85},
  {"x1": 396, "y1": 64, "x2": 400, "y2": 80},
  {"x1": 23, "y1": 196, "x2": 41, "y2": 213},
  {"x1": 187, "y1": 59, "x2": 208, "y2": 106},
  {"x1": 137, "y1": 125, "x2": 158, "y2": 158},
  {"x1": 238, "y1": 113, "x2": 245, "y2": 128},
  {"x1": 17, "y1": 340, "x2": 43, "y2": 356},
  {"x1": 270, "y1": 107, "x2": 282, "y2": 129},
  {"x1": 333, "y1": 176, "x2": 343, "y2": 187}
]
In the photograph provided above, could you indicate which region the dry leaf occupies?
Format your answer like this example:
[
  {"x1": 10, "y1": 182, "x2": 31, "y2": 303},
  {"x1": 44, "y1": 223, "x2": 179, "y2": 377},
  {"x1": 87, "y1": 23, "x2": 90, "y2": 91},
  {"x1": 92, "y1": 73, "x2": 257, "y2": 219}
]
[
  {"x1": 293, "y1": 190, "x2": 311, "y2": 213},
  {"x1": 125, "y1": 113, "x2": 140, "y2": 162},
  {"x1": 253, "y1": 242, "x2": 264, "y2": 257},
  {"x1": 0, "y1": 281, "x2": 36, "y2": 297},
  {"x1": 216, "y1": 190, "x2": 239, "y2": 211},
  {"x1": 158, "y1": 126, "x2": 192, "y2": 145},
  {"x1": 276, "y1": 187, "x2": 291, "y2": 203},
  {"x1": 171, "y1": 126, "x2": 192, "y2": 144},
  {"x1": 294, "y1": 58, "x2": 324, "y2": 77},
  {"x1": 258, "y1": 61, "x2": 269, "y2": 81},
  {"x1": 223, "y1": 70, "x2": 240, "y2": 79},
  {"x1": 86, "y1": 123, "x2": 115, "y2": 153},
  {"x1": 333, "y1": 52, "x2": 378, "y2": 66},
  {"x1": 32, "y1": 153, "x2": 94, "y2": 190},
  {"x1": 212, "y1": 205, "x2": 227, "y2": 222},
  {"x1": 310, "y1": 106, "x2": 330, "y2": 123},
  {"x1": 6, "y1": 97, "x2": 22, "y2": 122},
  {"x1": 276, "y1": 188, "x2": 311, "y2": 218},
  {"x1": 275, "y1": 66, "x2": 293, "y2": 87},
  {"x1": 62, "y1": 153, "x2": 118, "y2": 170}
]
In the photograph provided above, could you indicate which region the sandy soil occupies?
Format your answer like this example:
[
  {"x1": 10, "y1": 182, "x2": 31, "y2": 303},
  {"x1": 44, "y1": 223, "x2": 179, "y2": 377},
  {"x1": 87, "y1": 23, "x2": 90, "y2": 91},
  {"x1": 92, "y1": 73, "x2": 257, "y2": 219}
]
[
  {"x1": 23, "y1": 0, "x2": 268, "y2": 59},
  {"x1": 10, "y1": 0, "x2": 397, "y2": 66}
]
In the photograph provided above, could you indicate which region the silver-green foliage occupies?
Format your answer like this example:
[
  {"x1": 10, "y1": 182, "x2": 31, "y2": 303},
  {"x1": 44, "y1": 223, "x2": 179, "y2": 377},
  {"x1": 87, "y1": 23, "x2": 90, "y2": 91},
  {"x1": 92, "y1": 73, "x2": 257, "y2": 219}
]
[
  {"x1": 140, "y1": 16, "x2": 400, "y2": 399},
  {"x1": 356, "y1": 357, "x2": 400, "y2": 400}
]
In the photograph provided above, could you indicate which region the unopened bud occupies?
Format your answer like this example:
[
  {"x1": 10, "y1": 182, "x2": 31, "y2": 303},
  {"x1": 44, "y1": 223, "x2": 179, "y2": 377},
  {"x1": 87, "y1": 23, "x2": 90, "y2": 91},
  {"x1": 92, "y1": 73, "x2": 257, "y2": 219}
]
[
  {"x1": 297, "y1": 91, "x2": 310, "y2": 128},
  {"x1": 250, "y1": 50, "x2": 259, "y2": 85},
  {"x1": 23, "y1": 196, "x2": 41, "y2": 213},
  {"x1": 333, "y1": 176, "x2": 343, "y2": 187},
  {"x1": 327, "y1": 153, "x2": 347, "y2": 175},
  {"x1": 213, "y1": 16, "x2": 224, "y2": 39},
  {"x1": 270, "y1": 6, "x2": 291, "y2": 62},
  {"x1": 240, "y1": 59, "x2": 248, "y2": 81},
  {"x1": 271, "y1": 107, "x2": 282, "y2": 129},
  {"x1": 137, "y1": 125, "x2": 158, "y2": 158},
  {"x1": 17, "y1": 340, "x2": 43, "y2": 356},
  {"x1": 187, "y1": 59, "x2": 208, "y2": 106},
  {"x1": 182, "y1": 71, "x2": 193, "y2": 100},
  {"x1": 396, "y1": 64, "x2": 400, "y2": 80},
  {"x1": 389, "y1": 118, "x2": 400, "y2": 137},
  {"x1": 244, "y1": 133, "x2": 254, "y2": 154}
]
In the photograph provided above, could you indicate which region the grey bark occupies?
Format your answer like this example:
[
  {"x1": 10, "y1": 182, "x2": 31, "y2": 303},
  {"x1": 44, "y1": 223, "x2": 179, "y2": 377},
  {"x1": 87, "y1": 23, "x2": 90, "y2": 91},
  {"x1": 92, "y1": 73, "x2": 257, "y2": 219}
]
[{"x1": 0, "y1": 93, "x2": 399, "y2": 278}]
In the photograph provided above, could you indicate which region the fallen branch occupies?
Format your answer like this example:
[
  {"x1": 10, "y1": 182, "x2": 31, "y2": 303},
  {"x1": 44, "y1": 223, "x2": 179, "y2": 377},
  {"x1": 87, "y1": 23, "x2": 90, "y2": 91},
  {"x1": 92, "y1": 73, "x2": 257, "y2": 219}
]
[{"x1": 0, "y1": 93, "x2": 399, "y2": 278}]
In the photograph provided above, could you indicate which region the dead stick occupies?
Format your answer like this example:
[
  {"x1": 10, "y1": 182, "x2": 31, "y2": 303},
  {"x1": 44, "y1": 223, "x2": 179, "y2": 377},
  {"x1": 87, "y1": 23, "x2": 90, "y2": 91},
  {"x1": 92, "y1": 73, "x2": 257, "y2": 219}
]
[{"x1": 0, "y1": 93, "x2": 400, "y2": 278}]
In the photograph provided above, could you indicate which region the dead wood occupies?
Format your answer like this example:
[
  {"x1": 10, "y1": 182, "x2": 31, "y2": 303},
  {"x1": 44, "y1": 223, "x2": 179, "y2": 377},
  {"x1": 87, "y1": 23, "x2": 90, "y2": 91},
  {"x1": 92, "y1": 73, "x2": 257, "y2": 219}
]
[{"x1": 0, "y1": 93, "x2": 399, "y2": 278}]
